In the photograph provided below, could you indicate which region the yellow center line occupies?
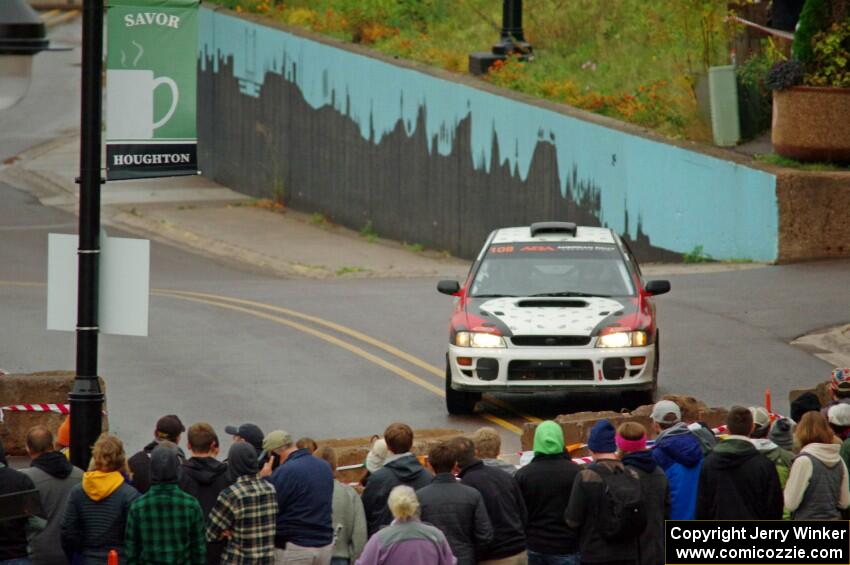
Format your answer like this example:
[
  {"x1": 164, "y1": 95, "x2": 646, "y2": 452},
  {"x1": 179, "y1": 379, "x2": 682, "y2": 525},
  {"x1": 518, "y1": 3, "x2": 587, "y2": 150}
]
[
  {"x1": 0, "y1": 281, "x2": 529, "y2": 434},
  {"x1": 155, "y1": 291, "x2": 524, "y2": 436},
  {"x1": 158, "y1": 289, "x2": 543, "y2": 424}
]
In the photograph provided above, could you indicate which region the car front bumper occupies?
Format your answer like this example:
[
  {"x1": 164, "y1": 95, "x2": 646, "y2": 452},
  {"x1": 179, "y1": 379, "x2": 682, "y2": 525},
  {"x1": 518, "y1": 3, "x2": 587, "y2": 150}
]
[{"x1": 448, "y1": 343, "x2": 655, "y2": 393}]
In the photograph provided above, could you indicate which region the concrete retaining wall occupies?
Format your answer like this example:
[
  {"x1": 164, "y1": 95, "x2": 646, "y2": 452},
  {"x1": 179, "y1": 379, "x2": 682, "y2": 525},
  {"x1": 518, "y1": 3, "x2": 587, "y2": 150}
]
[
  {"x1": 777, "y1": 172, "x2": 850, "y2": 262},
  {"x1": 197, "y1": 7, "x2": 782, "y2": 263}
]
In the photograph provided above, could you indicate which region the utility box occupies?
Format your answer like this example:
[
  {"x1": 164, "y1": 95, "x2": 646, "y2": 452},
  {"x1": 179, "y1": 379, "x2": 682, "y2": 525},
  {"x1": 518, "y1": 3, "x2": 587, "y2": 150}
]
[{"x1": 708, "y1": 65, "x2": 741, "y2": 147}]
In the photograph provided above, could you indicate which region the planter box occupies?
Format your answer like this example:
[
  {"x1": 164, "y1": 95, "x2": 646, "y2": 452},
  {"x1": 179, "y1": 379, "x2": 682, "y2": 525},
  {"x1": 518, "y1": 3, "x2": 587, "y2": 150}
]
[{"x1": 772, "y1": 86, "x2": 850, "y2": 161}]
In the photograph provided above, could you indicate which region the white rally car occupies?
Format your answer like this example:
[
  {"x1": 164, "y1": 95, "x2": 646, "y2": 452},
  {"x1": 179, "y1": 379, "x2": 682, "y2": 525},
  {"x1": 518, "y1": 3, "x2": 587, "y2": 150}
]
[{"x1": 437, "y1": 222, "x2": 670, "y2": 414}]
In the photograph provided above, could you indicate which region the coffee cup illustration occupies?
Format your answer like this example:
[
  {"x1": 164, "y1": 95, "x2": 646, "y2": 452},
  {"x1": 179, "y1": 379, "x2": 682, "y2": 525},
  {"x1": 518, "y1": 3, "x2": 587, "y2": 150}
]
[{"x1": 107, "y1": 69, "x2": 179, "y2": 140}]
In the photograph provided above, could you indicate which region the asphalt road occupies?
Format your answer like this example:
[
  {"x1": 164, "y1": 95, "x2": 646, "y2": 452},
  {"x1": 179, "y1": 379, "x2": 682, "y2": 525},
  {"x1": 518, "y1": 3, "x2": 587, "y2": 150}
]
[{"x1": 2, "y1": 20, "x2": 849, "y2": 456}]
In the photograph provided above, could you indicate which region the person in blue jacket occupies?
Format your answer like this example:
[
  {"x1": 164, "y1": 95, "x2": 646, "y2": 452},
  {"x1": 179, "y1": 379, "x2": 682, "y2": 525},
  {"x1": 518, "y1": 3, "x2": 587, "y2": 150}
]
[
  {"x1": 650, "y1": 400, "x2": 704, "y2": 520},
  {"x1": 261, "y1": 430, "x2": 335, "y2": 563}
]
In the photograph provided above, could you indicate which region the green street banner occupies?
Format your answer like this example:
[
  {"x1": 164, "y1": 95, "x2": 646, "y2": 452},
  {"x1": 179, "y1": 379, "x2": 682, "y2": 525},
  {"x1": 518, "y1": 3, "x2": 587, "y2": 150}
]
[{"x1": 106, "y1": 0, "x2": 199, "y2": 180}]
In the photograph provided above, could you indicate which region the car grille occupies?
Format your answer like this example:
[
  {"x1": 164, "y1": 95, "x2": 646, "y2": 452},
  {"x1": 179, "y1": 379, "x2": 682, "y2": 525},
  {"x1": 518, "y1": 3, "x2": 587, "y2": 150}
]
[
  {"x1": 507, "y1": 360, "x2": 595, "y2": 381},
  {"x1": 511, "y1": 335, "x2": 591, "y2": 347}
]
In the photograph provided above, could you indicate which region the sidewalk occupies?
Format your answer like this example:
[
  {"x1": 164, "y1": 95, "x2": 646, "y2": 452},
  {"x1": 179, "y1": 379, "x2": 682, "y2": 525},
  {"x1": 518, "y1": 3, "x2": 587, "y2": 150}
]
[{"x1": 0, "y1": 135, "x2": 470, "y2": 279}]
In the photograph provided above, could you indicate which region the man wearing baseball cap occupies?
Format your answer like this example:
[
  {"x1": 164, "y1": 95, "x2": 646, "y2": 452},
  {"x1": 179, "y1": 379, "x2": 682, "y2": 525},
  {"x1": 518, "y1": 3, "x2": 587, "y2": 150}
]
[
  {"x1": 128, "y1": 414, "x2": 186, "y2": 494},
  {"x1": 649, "y1": 400, "x2": 704, "y2": 520},
  {"x1": 260, "y1": 430, "x2": 334, "y2": 562},
  {"x1": 225, "y1": 423, "x2": 264, "y2": 454}
]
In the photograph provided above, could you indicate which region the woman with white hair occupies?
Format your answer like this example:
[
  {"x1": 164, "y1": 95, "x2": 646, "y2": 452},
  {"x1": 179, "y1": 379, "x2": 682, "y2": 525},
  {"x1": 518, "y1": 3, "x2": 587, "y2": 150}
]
[{"x1": 356, "y1": 485, "x2": 456, "y2": 565}]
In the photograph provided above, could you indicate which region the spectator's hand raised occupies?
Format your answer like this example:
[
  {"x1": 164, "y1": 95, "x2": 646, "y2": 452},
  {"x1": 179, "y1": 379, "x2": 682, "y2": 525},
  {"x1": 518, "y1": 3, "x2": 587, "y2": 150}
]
[{"x1": 260, "y1": 458, "x2": 273, "y2": 478}]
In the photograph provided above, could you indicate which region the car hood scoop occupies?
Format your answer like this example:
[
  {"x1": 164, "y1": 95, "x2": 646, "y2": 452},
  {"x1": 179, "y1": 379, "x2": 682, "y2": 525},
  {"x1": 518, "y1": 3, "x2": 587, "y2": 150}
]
[
  {"x1": 477, "y1": 296, "x2": 627, "y2": 336},
  {"x1": 516, "y1": 299, "x2": 587, "y2": 308}
]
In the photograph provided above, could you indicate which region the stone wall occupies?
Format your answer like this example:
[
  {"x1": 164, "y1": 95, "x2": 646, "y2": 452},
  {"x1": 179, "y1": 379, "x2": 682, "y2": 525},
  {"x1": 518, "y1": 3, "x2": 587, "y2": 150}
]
[{"x1": 776, "y1": 171, "x2": 850, "y2": 262}]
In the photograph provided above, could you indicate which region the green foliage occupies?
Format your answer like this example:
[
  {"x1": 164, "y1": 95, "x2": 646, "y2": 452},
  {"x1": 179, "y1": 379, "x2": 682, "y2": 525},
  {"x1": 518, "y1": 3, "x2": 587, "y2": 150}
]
[
  {"x1": 404, "y1": 242, "x2": 425, "y2": 253},
  {"x1": 793, "y1": 0, "x2": 831, "y2": 63},
  {"x1": 360, "y1": 220, "x2": 378, "y2": 242},
  {"x1": 210, "y1": 0, "x2": 739, "y2": 141},
  {"x1": 683, "y1": 245, "x2": 713, "y2": 263},
  {"x1": 754, "y1": 153, "x2": 844, "y2": 171},
  {"x1": 309, "y1": 212, "x2": 329, "y2": 226},
  {"x1": 806, "y1": 22, "x2": 850, "y2": 87},
  {"x1": 737, "y1": 43, "x2": 784, "y2": 138},
  {"x1": 336, "y1": 265, "x2": 367, "y2": 275}
]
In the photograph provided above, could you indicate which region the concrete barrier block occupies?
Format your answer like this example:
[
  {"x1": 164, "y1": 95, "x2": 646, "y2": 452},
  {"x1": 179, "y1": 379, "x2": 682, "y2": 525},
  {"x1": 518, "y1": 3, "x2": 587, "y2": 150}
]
[
  {"x1": 0, "y1": 371, "x2": 107, "y2": 456},
  {"x1": 520, "y1": 395, "x2": 728, "y2": 452}
]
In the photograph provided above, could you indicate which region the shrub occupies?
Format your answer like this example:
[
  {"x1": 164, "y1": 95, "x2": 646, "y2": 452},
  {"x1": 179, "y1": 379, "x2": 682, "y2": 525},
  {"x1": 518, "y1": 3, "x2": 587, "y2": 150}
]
[
  {"x1": 766, "y1": 60, "x2": 805, "y2": 90},
  {"x1": 806, "y1": 21, "x2": 850, "y2": 88},
  {"x1": 793, "y1": 0, "x2": 831, "y2": 63}
]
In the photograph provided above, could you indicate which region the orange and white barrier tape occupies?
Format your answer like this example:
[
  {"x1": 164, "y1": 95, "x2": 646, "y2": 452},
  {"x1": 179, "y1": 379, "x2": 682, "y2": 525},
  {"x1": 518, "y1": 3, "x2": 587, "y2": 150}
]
[{"x1": 0, "y1": 403, "x2": 70, "y2": 422}]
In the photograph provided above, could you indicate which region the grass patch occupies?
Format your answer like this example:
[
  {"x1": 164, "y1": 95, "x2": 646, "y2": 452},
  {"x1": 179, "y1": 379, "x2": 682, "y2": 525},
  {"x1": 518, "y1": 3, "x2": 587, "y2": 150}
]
[
  {"x1": 209, "y1": 0, "x2": 739, "y2": 141},
  {"x1": 754, "y1": 153, "x2": 845, "y2": 172},
  {"x1": 360, "y1": 220, "x2": 378, "y2": 243},
  {"x1": 404, "y1": 242, "x2": 425, "y2": 253},
  {"x1": 309, "y1": 212, "x2": 330, "y2": 227},
  {"x1": 683, "y1": 245, "x2": 713, "y2": 264},
  {"x1": 176, "y1": 204, "x2": 197, "y2": 211},
  {"x1": 336, "y1": 266, "x2": 367, "y2": 275}
]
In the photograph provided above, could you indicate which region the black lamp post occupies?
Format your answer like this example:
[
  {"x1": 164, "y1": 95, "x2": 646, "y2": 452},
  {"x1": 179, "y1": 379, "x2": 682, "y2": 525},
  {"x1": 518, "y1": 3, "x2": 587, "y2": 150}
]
[
  {"x1": 0, "y1": 0, "x2": 50, "y2": 110},
  {"x1": 69, "y1": 0, "x2": 105, "y2": 470},
  {"x1": 469, "y1": 0, "x2": 534, "y2": 76},
  {"x1": 0, "y1": 0, "x2": 103, "y2": 469}
]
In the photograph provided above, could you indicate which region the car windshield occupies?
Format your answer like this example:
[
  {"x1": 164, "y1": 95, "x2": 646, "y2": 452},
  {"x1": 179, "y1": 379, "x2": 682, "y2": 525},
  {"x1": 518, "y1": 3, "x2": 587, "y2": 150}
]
[{"x1": 469, "y1": 242, "x2": 635, "y2": 298}]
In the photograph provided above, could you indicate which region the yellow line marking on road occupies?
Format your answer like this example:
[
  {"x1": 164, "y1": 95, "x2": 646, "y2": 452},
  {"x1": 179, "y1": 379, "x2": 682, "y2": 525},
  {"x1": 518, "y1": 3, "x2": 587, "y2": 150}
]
[
  {"x1": 159, "y1": 289, "x2": 543, "y2": 424},
  {"x1": 155, "y1": 290, "x2": 523, "y2": 435},
  {"x1": 161, "y1": 289, "x2": 447, "y2": 376},
  {"x1": 0, "y1": 281, "x2": 527, "y2": 434}
]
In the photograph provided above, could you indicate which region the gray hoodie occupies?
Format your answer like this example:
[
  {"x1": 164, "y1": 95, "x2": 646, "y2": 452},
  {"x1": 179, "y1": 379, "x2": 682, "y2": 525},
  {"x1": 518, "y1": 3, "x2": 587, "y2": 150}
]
[
  {"x1": 482, "y1": 458, "x2": 517, "y2": 476},
  {"x1": 331, "y1": 480, "x2": 367, "y2": 560},
  {"x1": 21, "y1": 453, "x2": 84, "y2": 565}
]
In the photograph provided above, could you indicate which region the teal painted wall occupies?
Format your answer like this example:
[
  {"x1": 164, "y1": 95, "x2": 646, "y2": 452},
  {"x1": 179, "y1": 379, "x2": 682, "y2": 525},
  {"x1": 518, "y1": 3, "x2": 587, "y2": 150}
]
[{"x1": 199, "y1": 8, "x2": 779, "y2": 262}]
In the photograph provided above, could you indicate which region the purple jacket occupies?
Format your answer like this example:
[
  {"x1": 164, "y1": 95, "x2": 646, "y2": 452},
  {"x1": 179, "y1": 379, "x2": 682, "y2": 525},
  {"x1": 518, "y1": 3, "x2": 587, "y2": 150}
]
[{"x1": 356, "y1": 519, "x2": 456, "y2": 565}]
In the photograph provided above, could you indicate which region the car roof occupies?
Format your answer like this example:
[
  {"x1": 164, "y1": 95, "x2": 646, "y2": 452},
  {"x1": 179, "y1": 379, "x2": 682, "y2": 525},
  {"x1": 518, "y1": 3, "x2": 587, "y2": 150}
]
[{"x1": 490, "y1": 225, "x2": 617, "y2": 245}]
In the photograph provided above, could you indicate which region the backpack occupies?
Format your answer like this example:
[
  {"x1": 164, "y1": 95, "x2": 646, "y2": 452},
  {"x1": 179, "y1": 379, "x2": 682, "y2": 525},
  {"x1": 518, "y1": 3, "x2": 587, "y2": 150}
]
[{"x1": 590, "y1": 463, "x2": 647, "y2": 541}]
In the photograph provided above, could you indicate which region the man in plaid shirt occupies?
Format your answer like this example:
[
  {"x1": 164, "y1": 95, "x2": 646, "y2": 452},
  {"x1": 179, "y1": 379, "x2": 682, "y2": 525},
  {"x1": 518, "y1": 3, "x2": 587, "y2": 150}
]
[
  {"x1": 207, "y1": 442, "x2": 278, "y2": 564},
  {"x1": 126, "y1": 442, "x2": 206, "y2": 564}
]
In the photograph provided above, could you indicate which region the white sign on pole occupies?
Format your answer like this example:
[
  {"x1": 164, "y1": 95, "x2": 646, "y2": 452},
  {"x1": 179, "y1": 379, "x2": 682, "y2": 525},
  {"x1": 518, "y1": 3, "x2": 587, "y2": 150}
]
[{"x1": 47, "y1": 232, "x2": 150, "y2": 336}]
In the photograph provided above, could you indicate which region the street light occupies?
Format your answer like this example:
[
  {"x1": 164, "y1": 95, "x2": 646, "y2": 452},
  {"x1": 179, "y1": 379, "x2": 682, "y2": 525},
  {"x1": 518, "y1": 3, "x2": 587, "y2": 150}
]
[
  {"x1": 1, "y1": 0, "x2": 102, "y2": 468},
  {"x1": 0, "y1": 0, "x2": 50, "y2": 110},
  {"x1": 469, "y1": 0, "x2": 534, "y2": 76}
]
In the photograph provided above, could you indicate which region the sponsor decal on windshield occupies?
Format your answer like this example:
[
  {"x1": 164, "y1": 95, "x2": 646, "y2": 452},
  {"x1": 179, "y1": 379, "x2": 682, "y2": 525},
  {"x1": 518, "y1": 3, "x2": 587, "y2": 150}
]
[{"x1": 489, "y1": 244, "x2": 616, "y2": 254}]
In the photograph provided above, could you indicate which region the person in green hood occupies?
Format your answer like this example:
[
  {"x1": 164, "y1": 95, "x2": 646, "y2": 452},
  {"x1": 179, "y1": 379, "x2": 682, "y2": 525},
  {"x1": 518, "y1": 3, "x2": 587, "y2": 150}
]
[{"x1": 514, "y1": 421, "x2": 581, "y2": 564}]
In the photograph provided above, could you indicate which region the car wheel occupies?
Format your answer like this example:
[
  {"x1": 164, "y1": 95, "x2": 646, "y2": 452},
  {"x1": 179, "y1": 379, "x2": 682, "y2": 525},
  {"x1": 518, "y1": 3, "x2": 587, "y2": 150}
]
[{"x1": 445, "y1": 359, "x2": 480, "y2": 415}]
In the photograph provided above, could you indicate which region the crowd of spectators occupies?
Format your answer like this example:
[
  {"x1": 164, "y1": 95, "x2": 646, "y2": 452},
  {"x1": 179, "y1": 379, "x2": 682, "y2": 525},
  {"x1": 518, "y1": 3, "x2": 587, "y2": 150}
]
[{"x1": 3, "y1": 367, "x2": 850, "y2": 564}]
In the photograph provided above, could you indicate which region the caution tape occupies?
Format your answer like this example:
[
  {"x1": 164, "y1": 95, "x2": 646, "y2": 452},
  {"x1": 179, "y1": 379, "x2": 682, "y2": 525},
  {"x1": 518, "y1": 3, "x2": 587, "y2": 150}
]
[{"x1": 0, "y1": 403, "x2": 70, "y2": 422}]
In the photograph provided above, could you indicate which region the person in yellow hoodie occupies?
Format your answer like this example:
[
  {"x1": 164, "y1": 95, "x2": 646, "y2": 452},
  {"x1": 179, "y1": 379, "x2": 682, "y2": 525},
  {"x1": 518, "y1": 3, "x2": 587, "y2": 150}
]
[{"x1": 61, "y1": 433, "x2": 140, "y2": 564}]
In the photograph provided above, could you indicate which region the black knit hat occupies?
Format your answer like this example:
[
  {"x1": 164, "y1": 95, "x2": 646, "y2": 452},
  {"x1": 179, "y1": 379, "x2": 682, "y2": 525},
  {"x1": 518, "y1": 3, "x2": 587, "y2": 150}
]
[{"x1": 790, "y1": 392, "x2": 821, "y2": 424}]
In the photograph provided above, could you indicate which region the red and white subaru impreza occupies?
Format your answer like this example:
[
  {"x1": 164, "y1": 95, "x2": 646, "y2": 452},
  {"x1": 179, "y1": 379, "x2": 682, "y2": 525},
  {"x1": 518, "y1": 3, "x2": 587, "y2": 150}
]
[{"x1": 437, "y1": 222, "x2": 670, "y2": 415}]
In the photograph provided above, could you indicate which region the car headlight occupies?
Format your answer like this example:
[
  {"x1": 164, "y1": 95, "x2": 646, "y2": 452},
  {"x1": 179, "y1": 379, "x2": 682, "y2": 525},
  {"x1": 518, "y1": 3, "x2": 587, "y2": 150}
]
[
  {"x1": 455, "y1": 331, "x2": 506, "y2": 348},
  {"x1": 596, "y1": 330, "x2": 648, "y2": 348}
]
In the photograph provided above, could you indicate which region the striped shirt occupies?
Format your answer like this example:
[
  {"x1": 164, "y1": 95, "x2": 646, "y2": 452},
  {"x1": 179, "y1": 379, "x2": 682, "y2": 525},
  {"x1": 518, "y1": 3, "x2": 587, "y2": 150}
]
[{"x1": 207, "y1": 474, "x2": 278, "y2": 565}]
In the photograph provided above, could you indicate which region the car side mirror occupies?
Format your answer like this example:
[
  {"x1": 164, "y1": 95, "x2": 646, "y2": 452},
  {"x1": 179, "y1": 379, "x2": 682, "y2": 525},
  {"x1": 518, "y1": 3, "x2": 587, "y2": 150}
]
[
  {"x1": 644, "y1": 280, "x2": 671, "y2": 296},
  {"x1": 437, "y1": 280, "x2": 461, "y2": 295}
]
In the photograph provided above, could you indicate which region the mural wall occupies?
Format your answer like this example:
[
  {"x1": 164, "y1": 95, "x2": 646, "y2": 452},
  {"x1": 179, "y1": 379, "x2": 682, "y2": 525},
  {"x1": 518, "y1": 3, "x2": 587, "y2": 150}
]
[{"x1": 198, "y1": 7, "x2": 779, "y2": 262}]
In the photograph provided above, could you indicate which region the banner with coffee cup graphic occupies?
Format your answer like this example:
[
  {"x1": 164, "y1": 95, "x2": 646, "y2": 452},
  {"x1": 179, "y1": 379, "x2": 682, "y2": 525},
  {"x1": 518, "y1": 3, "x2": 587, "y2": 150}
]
[{"x1": 106, "y1": 0, "x2": 199, "y2": 180}]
